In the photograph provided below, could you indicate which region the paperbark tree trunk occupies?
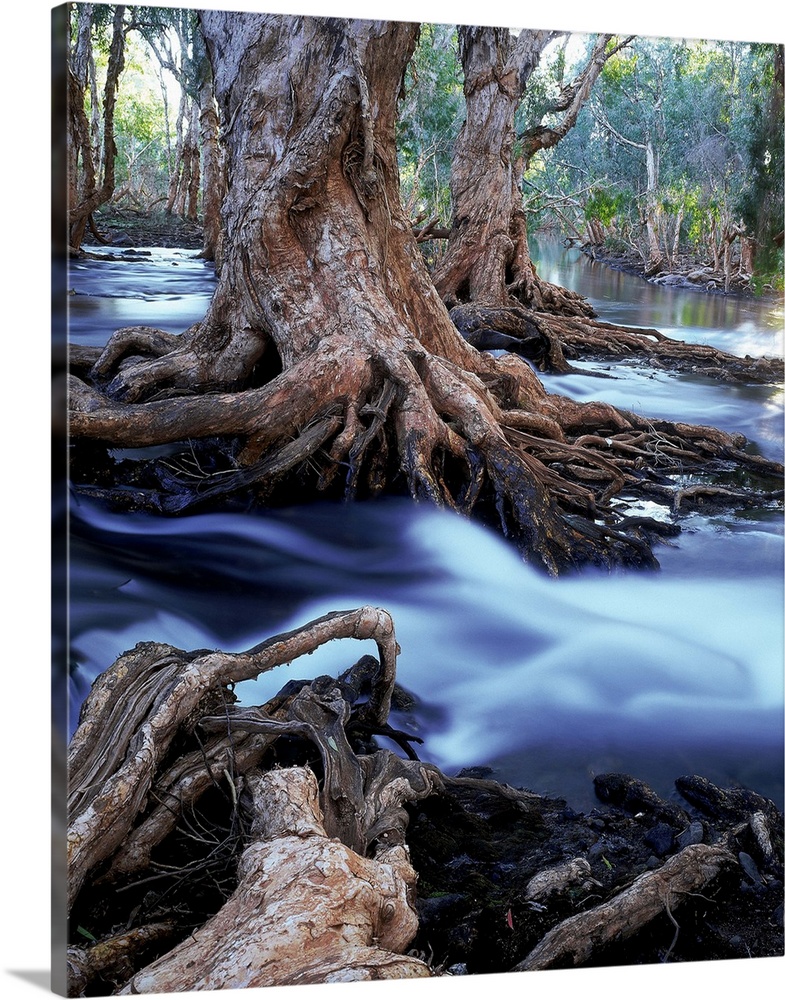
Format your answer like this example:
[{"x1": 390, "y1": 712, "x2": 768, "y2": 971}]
[
  {"x1": 68, "y1": 4, "x2": 127, "y2": 249},
  {"x1": 432, "y1": 27, "x2": 555, "y2": 308},
  {"x1": 195, "y1": 31, "x2": 224, "y2": 262},
  {"x1": 433, "y1": 29, "x2": 625, "y2": 317}
]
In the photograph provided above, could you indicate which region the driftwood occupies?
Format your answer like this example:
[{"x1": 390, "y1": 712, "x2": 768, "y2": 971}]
[
  {"x1": 515, "y1": 842, "x2": 736, "y2": 970},
  {"x1": 65, "y1": 607, "x2": 486, "y2": 993},
  {"x1": 118, "y1": 767, "x2": 432, "y2": 991}
]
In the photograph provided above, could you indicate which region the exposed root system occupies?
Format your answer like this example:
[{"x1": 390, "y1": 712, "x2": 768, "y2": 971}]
[
  {"x1": 68, "y1": 315, "x2": 783, "y2": 576},
  {"x1": 66, "y1": 609, "x2": 784, "y2": 994}
]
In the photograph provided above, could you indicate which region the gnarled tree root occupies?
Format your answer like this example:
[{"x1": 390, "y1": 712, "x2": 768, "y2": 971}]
[
  {"x1": 66, "y1": 608, "x2": 471, "y2": 993},
  {"x1": 451, "y1": 302, "x2": 784, "y2": 384},
  {"x1": 514, "y1": 842, "x2": 736, "y2": 971},
  {"x1": 118, "y1": 767, "x2": 432, "y2": 992},
  {"x1": 67, "y1": 606, "x2": 401, "y2": 908},
  {"x1": 69, "y1": 325, "x2": 784, "y2": 576}
]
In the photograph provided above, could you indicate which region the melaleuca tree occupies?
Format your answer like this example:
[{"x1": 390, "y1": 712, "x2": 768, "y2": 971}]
[
  {"x1": 737, "y1": 43, "x2": 784, "y2": 284},
  {"x1": 396, "y1": 22, "x2": 464, "y2": 248}
]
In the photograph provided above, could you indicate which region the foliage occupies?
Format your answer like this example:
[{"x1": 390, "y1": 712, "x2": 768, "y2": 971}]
[
  {"x1": 585, "y1": 188, "x2": 626, "y2": 226},
  {"x1": 535, "y1": 35, "x2": 783, "y2": 284},
  {"x1": 397, "y1": 23, "x2": 464, "y2": 225}
]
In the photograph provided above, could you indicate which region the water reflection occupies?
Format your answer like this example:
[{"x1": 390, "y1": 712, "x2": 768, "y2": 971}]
[{"x1": 532, "y1": 237, "x2": 784, "y2": 358}]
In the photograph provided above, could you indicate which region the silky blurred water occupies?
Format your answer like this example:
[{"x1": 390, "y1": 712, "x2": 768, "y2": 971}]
[{"x1": 65, "y1": 241, "x2": 784, "y2": 810}]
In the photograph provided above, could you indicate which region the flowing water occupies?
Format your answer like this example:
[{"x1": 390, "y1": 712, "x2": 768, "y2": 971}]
[{"x1": 65, "y1": 241, "x2": 785, "y2": 810}]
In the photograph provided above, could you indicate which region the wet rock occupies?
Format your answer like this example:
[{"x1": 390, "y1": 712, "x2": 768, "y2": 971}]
[
  {"x1": 593, "y1": 772, "x2": 687, "y2": 826},
  {"x1": 457, "y1": 765, "x2": 494, "y2": 780},
  {"x1": 749, "y1": 811, "x2": 774, "y2": 859},
  {"x1": 676, "y1": 821, "x2": 705, "y2": 850},
  {"x1": 675, "y1": 775, "x2": 779, "y2": 823},
  {"x1": 738, "y1": 851, "x2": 763, "y2": 885},
  {"x1": 644, "y1": 823, "x2": 675, "y2": 857}
]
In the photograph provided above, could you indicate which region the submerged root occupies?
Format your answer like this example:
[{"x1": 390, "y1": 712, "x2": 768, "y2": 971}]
[
  {"x1": 542, "y1": 312, "x2": 783, "y2": 384},
  {"x1": 450, "y1": 301, "x2": 783, "y2": 384}
]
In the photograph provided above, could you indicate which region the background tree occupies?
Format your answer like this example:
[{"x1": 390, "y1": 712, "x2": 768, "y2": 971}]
[
  {"x1": 68, "y1": 3, "x2": 127, "y2": 249},
  {"x1": 537, "y1": 37, "x2": 783, "y2": 291},
  {"x1": 433, "y1": 29, "x2": 628, "y2": 314},
  {"x1": 737, "y1": 42, "x2": 784, "y2": 285}
]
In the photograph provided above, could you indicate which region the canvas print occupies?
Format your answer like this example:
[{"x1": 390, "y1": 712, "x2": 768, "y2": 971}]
[{"x1": 53, "y1": 0, "x2": 784, "y2": 995}]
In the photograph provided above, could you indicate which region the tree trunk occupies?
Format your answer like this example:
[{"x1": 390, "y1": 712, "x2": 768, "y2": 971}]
[
  {"x1": 642, "y1": 139, "x2": 665, "y2": 275},
  {"x1": 195, "y1": 35, "x2": 224, "y2": 263},
  {"x1": 69, "y1": 14, "x2": 784, "y2": 576},
  {"x1": 432, "y1": 26, "x2": 545, "y2": 307},
  {"x1": 432, "y1": 26, "x2": 591, "y2": 318},
  {"x1": 165, "y1": 88, "x2": 188, "y2": 215},
  {"x1": 433, "y1": 30, "x2": 626, "y2": 319},
  {"x1": 68, "y1": 4, "x2": 127, "y2": 248},
  {"x1": 185, "y1": 102, "x2": 201, "y2": 221},
  {"x1": 672, "y1": 201, "x2": 684, "y2": 260}
]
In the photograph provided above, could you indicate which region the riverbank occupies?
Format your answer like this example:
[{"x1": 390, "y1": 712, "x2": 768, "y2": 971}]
[
  {"x1": 406, "y1": 766, "x2": 784, "y2": 971},
  {"x1": 579, "y1": 241, "x2": 781, "y2": 299},
  {"x1": 81, "y1": 206, "x2": 205, "y2": 251}
]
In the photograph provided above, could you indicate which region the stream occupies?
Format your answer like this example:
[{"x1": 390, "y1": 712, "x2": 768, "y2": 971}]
[{"x1": 65, "y1": 240, "x2": 784, "y2": 811}]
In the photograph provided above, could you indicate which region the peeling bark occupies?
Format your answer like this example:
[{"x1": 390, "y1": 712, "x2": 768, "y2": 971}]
[
  {"x1": 118, "y1": 768, "x2": 432, "y2": 992},
  {"x1": 67, "y1": 608, "x2": 444, "y2": 993},
  {"x1": 68, "y1": 5, "x2": 127, "y2": 249}
]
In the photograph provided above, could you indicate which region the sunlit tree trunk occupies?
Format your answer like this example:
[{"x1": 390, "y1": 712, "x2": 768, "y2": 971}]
[
  {"x1": 68, "y1": 4, "x2": 127, "y2": 249},
  {"x1": 643, "y1": 139, "x2": 664, "y2": 274},
  {"x1": 671, "y1": 201, "x2": 684, "y2": 260}
]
